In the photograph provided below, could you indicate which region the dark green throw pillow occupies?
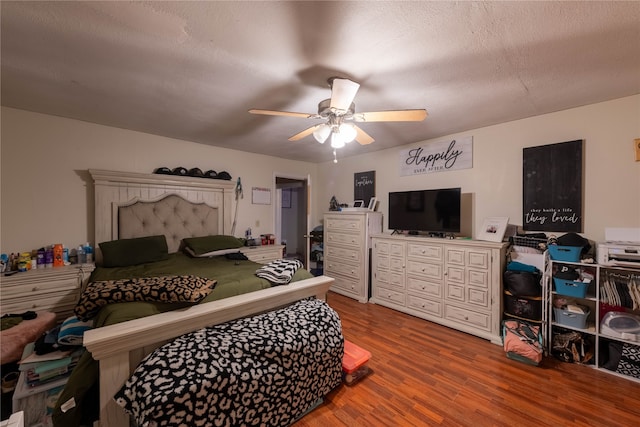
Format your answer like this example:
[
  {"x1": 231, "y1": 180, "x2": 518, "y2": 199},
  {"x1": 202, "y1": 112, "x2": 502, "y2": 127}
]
[
  {"x1": 183, "y1": 235, "x2": 243, "y2": 256},
  {"x1": 99, "y1": 235, "x2": 169, "y2": 268}
]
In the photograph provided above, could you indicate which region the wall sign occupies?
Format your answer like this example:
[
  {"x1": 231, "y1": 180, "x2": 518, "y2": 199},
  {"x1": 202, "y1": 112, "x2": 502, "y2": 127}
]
[
  {"x1": 399, "y1": 136, "x2": 473, "y2": 176},
  {"x1": 523, "y1": 140, "x2": 583, "y2": 232},
  {"x1": 354, "y1": 171, "x2": 375, "y2": 202},
  {"x1": 251, "y1": 187, "x2": 271, "y2": 205}
]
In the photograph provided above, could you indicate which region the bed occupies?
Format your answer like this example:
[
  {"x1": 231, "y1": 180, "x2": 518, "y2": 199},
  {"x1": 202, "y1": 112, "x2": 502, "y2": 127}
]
[{"x1": 53, "y1": 169, "x2": 338, "y2": 427}]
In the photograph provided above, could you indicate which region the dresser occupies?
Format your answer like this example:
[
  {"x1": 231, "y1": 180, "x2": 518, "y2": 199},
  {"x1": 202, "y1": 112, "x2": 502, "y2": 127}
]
[
  {"x1": 370, "y1": 235, "x2": 508, "y2": 344},
  {"x1": 324, "y1": 211, "x2": 383, "y2": 303},
  {"x1": 240, "y1": 244, "x2": 284, "y2": 264},
  {"x1": 0, "y1": 264, "x2": 95, "y2": 322}
]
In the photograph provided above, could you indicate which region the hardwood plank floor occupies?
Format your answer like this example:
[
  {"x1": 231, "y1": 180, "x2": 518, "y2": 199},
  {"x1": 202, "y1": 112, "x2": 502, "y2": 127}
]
[{"x1": 296, "y1": 292, "x2": 640, "y2": 427}]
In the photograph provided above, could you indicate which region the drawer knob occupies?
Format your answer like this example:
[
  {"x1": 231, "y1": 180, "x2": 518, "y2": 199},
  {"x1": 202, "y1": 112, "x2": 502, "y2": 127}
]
[{"x1": 32, "y1": 286, "x2": 39, "y2": 291}]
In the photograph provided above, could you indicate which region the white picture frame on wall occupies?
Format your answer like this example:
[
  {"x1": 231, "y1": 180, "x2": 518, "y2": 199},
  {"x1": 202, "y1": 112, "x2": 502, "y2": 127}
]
[{"x1": 478, "y1": 217, "x2": 509, "y2": 242}]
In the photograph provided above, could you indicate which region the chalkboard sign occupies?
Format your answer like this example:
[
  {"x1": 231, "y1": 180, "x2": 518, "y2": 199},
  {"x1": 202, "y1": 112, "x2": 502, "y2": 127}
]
[
  {"x1": 523, "y1": 140, "x2": 583, "y2": 232},
  {"x1": 354, "y1": 171, "x2": 375, "y2": 203}
]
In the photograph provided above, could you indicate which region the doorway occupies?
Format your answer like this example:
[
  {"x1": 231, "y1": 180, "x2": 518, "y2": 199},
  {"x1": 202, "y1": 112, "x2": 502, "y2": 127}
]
[{"x1": 274, "y1": 175, "x2": 310, "y2": 268}]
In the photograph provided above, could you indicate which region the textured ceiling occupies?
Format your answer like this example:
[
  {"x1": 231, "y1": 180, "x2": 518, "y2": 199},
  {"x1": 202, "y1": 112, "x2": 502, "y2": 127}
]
[{"x1": 2, "y1": 1, "x2": 639, "y2": 163}]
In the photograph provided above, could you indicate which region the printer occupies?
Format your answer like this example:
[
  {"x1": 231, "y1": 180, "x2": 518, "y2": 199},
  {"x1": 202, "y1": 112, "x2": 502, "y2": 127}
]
[{"x1": 597, "y1": 227, "x2": 640, "y2": 267}]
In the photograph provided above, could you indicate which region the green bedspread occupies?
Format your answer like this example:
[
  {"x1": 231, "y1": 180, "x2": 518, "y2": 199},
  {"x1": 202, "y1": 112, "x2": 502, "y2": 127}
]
[{"x1": 53, "y1": 253, "x2": 312, "y2": 427}]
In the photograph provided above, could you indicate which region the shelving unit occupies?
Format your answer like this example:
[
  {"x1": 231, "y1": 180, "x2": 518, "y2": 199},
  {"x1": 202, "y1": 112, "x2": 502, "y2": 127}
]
[
  {"x1": 548, "y1": 259, "x2": 640, "y2": 383},
  {"x1": 309, "y1": 227, "x2": 324, "y2": 276}
]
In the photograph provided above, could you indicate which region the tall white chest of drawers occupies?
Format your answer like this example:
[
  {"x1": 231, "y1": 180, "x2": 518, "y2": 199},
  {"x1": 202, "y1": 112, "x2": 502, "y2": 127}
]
[
  {"x1": 323, "y1": 211, "x2": 383, "y2": 303},
  {"x1": 370, "y1": 234, "x2": 508, "y2": 344}
]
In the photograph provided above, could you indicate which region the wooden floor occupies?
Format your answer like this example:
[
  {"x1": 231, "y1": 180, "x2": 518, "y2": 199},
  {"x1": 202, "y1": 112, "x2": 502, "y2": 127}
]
[{"x1": 296, "y1": 292, "x2": 640, "y2": 427}]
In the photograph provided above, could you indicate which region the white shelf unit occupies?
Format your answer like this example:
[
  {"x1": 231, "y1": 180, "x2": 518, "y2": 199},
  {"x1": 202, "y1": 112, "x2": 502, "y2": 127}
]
[{"x1": 548, "y1": 259, "x2": 640, "y2": 383}]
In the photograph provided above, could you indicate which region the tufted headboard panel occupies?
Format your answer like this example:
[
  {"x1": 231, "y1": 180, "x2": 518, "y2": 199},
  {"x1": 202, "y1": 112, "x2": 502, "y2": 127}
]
[
  {"x1": 90, "y1": 169, "x2": 236, "y2": 263},
  {"x1": 118, "y1": 194, "x2": 219, "y2": 253}
]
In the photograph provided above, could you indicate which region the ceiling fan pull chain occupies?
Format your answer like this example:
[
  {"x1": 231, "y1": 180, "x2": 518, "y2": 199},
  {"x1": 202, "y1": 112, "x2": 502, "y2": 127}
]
[{"x1": 333, "y1": 150, "x2": 338, "y2": 164}]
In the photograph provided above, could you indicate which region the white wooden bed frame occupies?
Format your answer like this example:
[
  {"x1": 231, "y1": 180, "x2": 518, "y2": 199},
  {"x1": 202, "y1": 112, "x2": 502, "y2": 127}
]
[{"x1": 83, "y1": 169, "x2": 334, "y2": 427}]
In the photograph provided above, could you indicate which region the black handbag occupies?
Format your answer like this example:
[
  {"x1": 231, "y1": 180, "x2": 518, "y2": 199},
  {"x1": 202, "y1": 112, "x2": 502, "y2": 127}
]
[{"x1": 503, "y1": 270, "x2": 541, "y2": 297}]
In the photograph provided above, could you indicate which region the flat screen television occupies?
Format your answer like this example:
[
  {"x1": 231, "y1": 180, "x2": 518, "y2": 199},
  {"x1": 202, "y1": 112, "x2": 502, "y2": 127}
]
[{"x1": 388, "y1": 188, "x2": 461, "y2": 234}]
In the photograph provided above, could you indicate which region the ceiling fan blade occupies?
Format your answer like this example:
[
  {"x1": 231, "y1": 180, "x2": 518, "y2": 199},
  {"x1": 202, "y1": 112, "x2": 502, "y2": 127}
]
[
  {"x1": 288, "y1": 124, "x2": 322, "y2": 141},
  {"x1": 249, "y1": 109, "x2": 315, "y2": 119},
  {"x1": 353, "y1": 109, "x2": 428, "y2": 122},
  {"x1": 329, "y1": 78, "x2": 360, "y2": 111},
  {"x1": 354, "y1": 125, "x2": 375, "y2": 145}
]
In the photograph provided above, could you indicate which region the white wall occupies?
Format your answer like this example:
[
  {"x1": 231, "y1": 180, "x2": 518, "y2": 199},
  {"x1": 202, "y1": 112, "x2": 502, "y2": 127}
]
[
  {"x1": 0, "y1": 107, "x2": 318, "y2": 254},
  {"x1": 316, "y1": 95, "x2": 640, "y2": 243},
  {"x1": 3, "y1": 95, "x2": 638, "y2": 255}
]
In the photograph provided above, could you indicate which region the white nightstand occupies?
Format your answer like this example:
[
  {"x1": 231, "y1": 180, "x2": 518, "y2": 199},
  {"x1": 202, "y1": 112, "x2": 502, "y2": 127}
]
[
  {"x1": 239, "y1": 245, "x2": 284, "y2": 264},
  {"x1": 1, "y1": 264, "x2": 95, "y2": 322}
]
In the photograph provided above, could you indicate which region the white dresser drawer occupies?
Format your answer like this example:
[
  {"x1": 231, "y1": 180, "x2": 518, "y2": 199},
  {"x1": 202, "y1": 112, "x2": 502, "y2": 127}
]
[
  {"x1": 325, "y1": 216, "x2": 364, "y2": 233},
  {"x1": 326, "y1": 231, "x2": 360, "y2": 247},
  {"x1": 407, "y1": 294, "x2": 442, "y2": 317},
  {"x1": 375, "y1": 286, "x2": 406, "y2": 306},
  {"x1": 468, "y1": 269, "x2": 489, "y2": 288},
  {"x1": 240, "y1": 245, "x2": 283, "y2": 264},
  {"x1": 407, "y1": 243, "x2": 442, "y2": 262},
  {"x1": 325, "y1": 259, "x2": 360, "y2": 280},
  {"x1": 325, "y1": 245, "x2": 361, "y2": 263},
  {"x1": 374, "y1": 269, "x2": 405, "y2": 290},
  {"x1": 330, "y1": 274, "x2": 362, "y2": 298},
  {"x1": 2, "y1": 291, "x2": 79, "y2": 318},
  {"x1": 406, "y1": 276, "x2": 442, "y2": 298},
  {"x1": 406, "y1": 260, "x2": 442, "y2": 280},
  {"x1": 467, "y1": 250, "x2": 490, "y2": 269},
  {"x1": 444, "y1": 304, "x2": 491, "y2": 331}
]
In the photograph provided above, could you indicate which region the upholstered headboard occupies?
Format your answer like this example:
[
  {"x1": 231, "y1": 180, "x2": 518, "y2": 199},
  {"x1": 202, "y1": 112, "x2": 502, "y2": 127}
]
[
  {"x1": 90, "y1": 169, "x2": 236, "y2": 260},
  {"x1": 117, "y1": 194, "x2": 220, "y2": 253}
]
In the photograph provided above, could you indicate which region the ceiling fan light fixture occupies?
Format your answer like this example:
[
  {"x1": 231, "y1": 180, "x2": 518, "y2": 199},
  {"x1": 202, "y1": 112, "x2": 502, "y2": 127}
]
[
  {"x1": 313, "y1": 124, "x2": 331, "y2": 143},
  {"x1": 330, "y1": 131, "x2": 346, "y2": 149},
  {"x1": 338, "y1": 123, "x2": 357, "y2": 143}
]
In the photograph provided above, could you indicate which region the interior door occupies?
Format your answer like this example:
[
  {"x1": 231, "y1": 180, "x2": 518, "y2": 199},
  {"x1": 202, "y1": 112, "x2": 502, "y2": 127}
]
[{"x1": 275, "y1": 175, "x2": 310, "y2": 268}]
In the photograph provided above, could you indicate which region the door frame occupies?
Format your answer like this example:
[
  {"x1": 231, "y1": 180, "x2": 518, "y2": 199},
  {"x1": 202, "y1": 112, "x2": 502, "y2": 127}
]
[{"x1": 273, "y1": 172, "x2": 312, "y2": 268}]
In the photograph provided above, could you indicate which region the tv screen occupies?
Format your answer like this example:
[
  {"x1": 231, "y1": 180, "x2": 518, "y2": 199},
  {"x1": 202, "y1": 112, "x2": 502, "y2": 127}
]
[{"x1": 388, "y1": 188, "x2": 461, "y2": 234}]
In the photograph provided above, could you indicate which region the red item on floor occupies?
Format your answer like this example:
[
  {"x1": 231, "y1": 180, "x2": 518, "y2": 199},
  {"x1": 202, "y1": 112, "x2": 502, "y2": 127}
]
[{"x1": 342, "y1": 340, "x2": 371, "y2": 373}]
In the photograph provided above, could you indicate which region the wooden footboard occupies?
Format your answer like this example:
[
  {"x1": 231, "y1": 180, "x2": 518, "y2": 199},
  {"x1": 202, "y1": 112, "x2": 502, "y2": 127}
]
[{"x1": 83, "y1": 275, "x2": 334, "y2": 427}]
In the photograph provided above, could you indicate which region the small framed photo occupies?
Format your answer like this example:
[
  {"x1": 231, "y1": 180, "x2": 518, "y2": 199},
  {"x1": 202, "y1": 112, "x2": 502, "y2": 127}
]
[
  {"x1": 353, "y1": 200, "x2": 365, "y2": 208},
  {"x1": 368, "y1": 197, "x2": 377, "y2": 211},
  {"x1": 478, "y1": 217, "x2": 509, "y2": 242}
]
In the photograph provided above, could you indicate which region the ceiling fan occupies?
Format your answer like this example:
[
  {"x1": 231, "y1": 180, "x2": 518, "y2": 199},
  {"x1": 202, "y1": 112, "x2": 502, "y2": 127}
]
[{"x1": 249, "y1": 78, "x2": 427, "y2": 159}]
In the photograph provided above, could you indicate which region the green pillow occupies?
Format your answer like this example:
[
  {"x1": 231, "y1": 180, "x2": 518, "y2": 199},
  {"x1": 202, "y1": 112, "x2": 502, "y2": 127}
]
[
  {"x1": 99, "y1": 235, "x2": 169, "y2": 268},
  {"x1": 183, "y1": 235, "x2": 243, "y2": 256}
]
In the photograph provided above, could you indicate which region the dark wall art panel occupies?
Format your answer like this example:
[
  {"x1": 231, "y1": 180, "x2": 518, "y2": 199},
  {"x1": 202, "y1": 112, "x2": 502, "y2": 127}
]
[
  {"x1": 354, "y1": 171, "x2": 375, "y2": 202},
  {"x1": 523, "y1": 140, "x2": 583, "y2": 232}
]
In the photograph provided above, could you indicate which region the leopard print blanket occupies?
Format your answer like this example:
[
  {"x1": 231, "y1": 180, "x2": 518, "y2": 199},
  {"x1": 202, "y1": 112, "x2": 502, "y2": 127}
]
[
  {"x1": 115, "y1": 297, "x2": 344, "y2": 426},
  {"x1": 74, "y1": 275, "x2": 216, "y2": 321}
]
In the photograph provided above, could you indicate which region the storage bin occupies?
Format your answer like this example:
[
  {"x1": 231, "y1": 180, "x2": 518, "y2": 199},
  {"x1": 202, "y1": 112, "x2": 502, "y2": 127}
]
[
  {"x1": 554, "y1": 306, "x2": 590, "y2": 329},
  {"x1": 504, "y1": 292, "x2": 542, "y2": 321},
  {"x1": 342, "y1": 340, "x2": 371, "y2": 385},
  {"x1": 548, "y1": 245, "x2": 581, "y2": 262},
  {"x1": 342, "y1": 340, "x2": 371, "y2": 373},
  {"x1": 553, "y1": 277, "x2": 590, "y2": 298}
]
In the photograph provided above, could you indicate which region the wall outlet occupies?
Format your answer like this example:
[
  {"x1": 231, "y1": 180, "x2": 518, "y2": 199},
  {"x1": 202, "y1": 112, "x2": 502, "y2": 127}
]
[{"x1": 255, "y1": 220, "x2": 260, "y2": 227}]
